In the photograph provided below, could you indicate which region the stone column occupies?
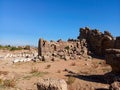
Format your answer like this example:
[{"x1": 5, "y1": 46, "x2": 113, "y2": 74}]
[{"x1": 38, "y1": 38, "x2": 43, "y2": 56}]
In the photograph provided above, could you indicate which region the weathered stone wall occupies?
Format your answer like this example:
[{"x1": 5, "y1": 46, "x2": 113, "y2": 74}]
[
  {"x1": 115, "y1": 37, "x2": 120, "y2": 49},
  {"x1": 38, "y1": 38, "x2": 88, "y2": 61},
  {"x1": 105, "y1": 49, "x2": 120, "y2": 73},
  {"x1": 38, "y1": 27, "x2": 120, "y2": 59},
  {"x1": 78, "y1": 27, "x2": 115, "y2": 56}
]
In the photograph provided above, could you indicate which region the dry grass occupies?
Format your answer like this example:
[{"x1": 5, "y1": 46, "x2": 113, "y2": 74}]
[
  {"x1": 30, "y1": 67, "x2": 39, "y2": 73},
  {"x1": 0, "y1": 79, "x2": 16, "y2": 88},
  {"x1": 23, "y1": 67, "x2": 49, "y2": 80},
  {"x1": 66, "y1": 76, "x2": 76, "y2": 85},
  {"x1": 3, "y1": 79, "x2": 16, "y2": 88}
]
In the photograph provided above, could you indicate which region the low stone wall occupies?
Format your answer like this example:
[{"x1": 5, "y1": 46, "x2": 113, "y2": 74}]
[{"x1": 105, "y1": 49, "x2": 120, "y2": 73}]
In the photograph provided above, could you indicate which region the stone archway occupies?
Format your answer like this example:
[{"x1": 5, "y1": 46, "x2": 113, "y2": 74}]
[{"x1": 101, "y1": 36, "x2": 113, "y2": 56}]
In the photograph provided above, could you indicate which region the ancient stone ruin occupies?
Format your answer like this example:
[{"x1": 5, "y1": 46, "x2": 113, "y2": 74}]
[
  {"x1": 105, "y1": 49, "x2": 120, "y2": 73},
  {"x1": 38, "y1": 38, "x2": 88, "y2": 61},
  {"x1": 38, "y1": 27, "x2": 120, "y2": 61},
  {"x1": 37, "y1": 27, "x2": 120, "y2": 89}
]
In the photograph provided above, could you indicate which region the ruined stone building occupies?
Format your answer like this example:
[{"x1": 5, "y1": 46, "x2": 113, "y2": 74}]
[
  {"x1": 38, "y1": 38, "x2": 88, "y2": 61},
  {"x1": 38, "y1": 27, "x2": 120, "y2": 61},
  {"x1": 77, "y1": 27, "x2": 120, "y2": 56}
]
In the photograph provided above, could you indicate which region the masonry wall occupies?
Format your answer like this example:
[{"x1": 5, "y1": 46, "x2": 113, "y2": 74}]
[
  {"x1": 78, "y1": 27, "x2": 115, "y2": 56},
  {"x1": 38, "y1": 27, "x2": 120, "y2": 59},
  {"x1": 38, "y1": 38, "x2": 88, "y2": 61}
]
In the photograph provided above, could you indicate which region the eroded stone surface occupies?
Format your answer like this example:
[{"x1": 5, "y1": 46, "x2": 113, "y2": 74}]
[
  {"x1": 37, "y1": 78, "x2": 67, "y2": 90},
  {"x1": 105, "y1": 49, "x2": 120, "y2": 73}
]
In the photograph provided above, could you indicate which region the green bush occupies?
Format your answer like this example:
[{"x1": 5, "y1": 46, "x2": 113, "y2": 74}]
[
  {"x1": 64, "y1": 46, "x2": 69, "y2": 50},
  {"x1": 24, "y1": 45, "x2": 30, "y2": 50}
]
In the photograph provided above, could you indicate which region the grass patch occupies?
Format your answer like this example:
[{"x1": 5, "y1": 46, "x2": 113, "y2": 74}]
[
  {"x1": 32, "y1": 72, "x2": 49, "y2": 77},
  {"x1": 66, "y1": 76, "x2": 76, "y2": 85},
  {"x1": 23, "y1": 70, "x2": 49, "y2": 80},
  {"x1": 23, "y1": 66, "x2": 49, "y2": 80}
]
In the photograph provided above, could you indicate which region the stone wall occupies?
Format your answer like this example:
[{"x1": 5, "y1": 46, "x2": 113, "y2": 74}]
[
  {"x1": 38, "y1": 38, "x2": 88, "y2": 61},
  {"x1": 105, "y1": 49, "x2": 120, "y2": 73},
  {"x1": 78, "y1": 27, "x2": 115, "y2": 56},
  {"x1": 38, "y1": 27, "x2": 120, "y2": 59},
  {"x1": 115, "y1": 37, "x2": 120, "y2": 49}
]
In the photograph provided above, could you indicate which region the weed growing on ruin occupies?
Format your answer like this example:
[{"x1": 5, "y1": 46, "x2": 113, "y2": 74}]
[
  {"x1": 30, "y1": 67, "x2": 48, "y2": 76},
  {"x1": 23, "y1": 71, "x2": 49, "y2": 80}
]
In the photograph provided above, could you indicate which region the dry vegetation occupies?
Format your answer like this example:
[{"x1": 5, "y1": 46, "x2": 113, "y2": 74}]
[{"x1": 0, "y1": 50, "x2": 111, "y2": 90}]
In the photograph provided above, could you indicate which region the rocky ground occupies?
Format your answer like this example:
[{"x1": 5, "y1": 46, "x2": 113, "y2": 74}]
[{"x1": 0, "y1": 49, "x2": 112, "y2": 90}]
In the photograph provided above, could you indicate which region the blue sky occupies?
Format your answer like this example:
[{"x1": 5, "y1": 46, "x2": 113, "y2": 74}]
[{"x1": 0, "y1": 0, "x2": 120, "y2": 46}]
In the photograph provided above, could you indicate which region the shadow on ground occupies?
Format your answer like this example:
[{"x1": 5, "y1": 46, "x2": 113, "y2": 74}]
[
  {"x1": 66, "y1": 74, "x2": 107, "y2": 84},
  {"x1": 65, "y1": 69, "x2": 113, "y2": 90}
]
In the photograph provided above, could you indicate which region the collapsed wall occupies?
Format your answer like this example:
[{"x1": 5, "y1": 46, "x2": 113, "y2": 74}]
[
  {"x1": 38, "y1": 27, "x2": 120, "y2": 60},
  {"x1": 38, "y1": 38, "x2": 88, "y2": 61},
  {"x1": 78, "y1": 27, "x2": 115, "y2": 56}
]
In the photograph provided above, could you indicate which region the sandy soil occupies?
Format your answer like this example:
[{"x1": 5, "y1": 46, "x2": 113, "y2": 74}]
[{"x1": 0, "y1": 50, "x2": 112, "y2": 90}]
